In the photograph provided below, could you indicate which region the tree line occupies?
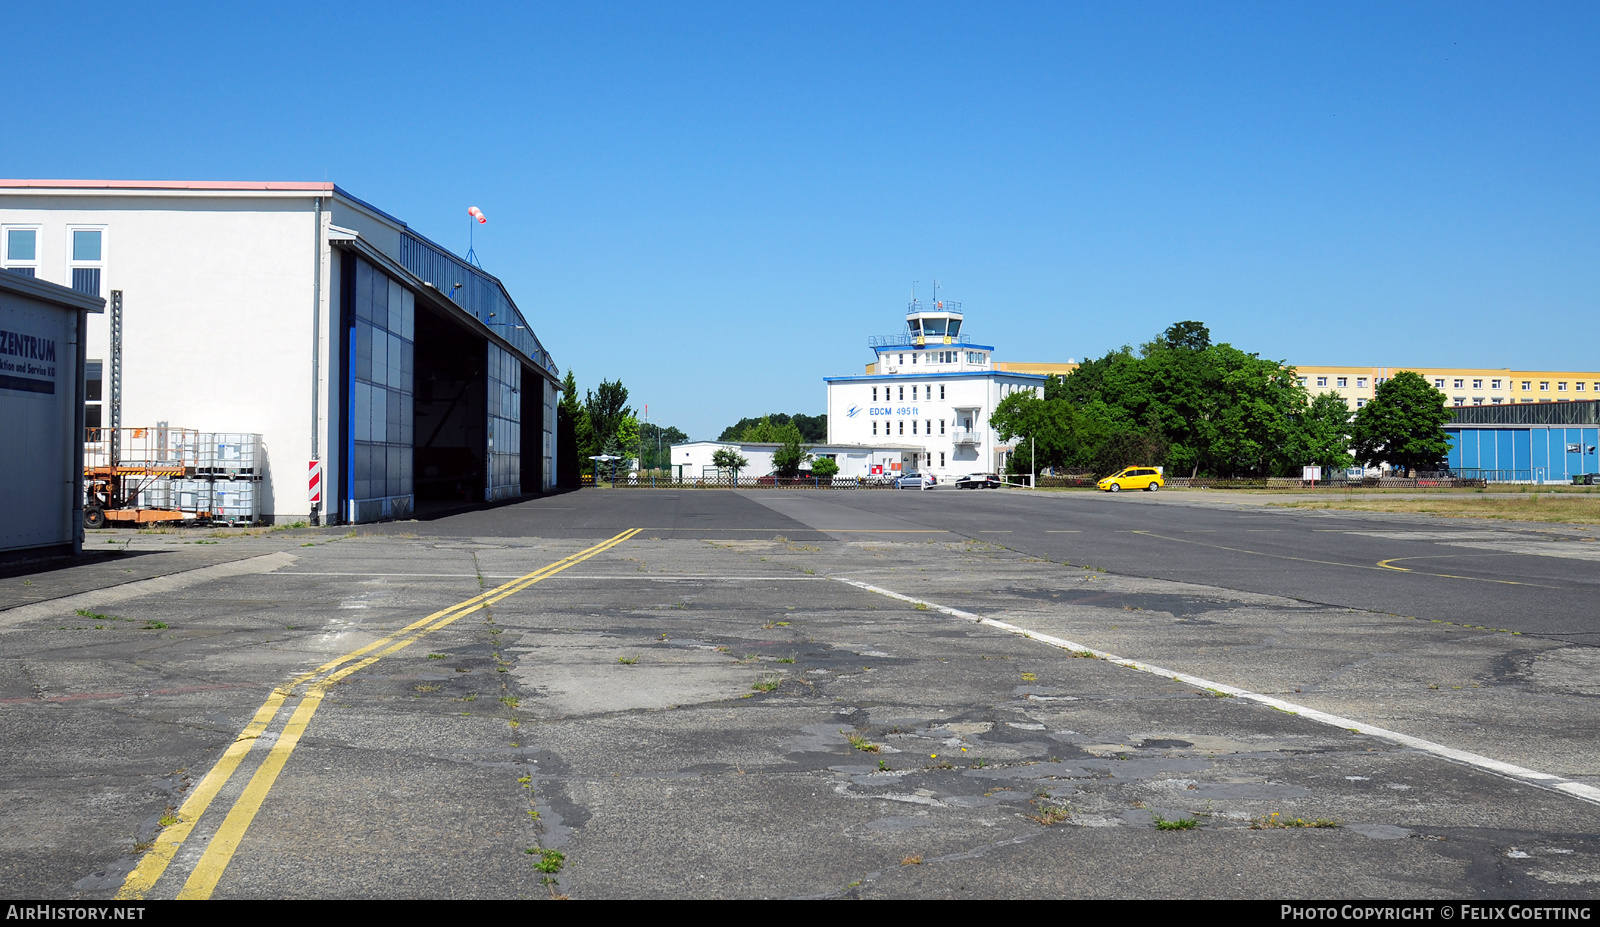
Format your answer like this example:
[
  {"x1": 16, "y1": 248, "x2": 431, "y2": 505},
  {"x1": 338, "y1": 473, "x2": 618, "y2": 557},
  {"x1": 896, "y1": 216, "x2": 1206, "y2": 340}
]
[
  {"x1": 989, "y1": 321, "x2": 1453, "y2": 478},
  {"x1": 556, "y1": 370, "x2": 688, "y2": 485}
]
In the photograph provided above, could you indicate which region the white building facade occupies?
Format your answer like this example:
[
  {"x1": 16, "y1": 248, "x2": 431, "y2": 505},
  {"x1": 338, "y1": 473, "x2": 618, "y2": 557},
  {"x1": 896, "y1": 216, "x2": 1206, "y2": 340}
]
[
  {"x1": 825, "y1": 299, "x2": 1046, "y2": 477},
  {"x1": 670, "y1": 441, "x2": 920, "y2": 481},
  {"x1": 0, "y1": 180, "x2": 560, "y2": 524}
]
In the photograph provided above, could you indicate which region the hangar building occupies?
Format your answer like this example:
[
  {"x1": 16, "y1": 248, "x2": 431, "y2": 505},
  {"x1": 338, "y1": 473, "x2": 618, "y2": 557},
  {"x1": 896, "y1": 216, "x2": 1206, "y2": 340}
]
[
  {"x1": 1447, "y1": 401, "x2": 1600, "y2": 483},
  {"x1": 0, "y1": 180, "x2": 560, "y2": 524}
]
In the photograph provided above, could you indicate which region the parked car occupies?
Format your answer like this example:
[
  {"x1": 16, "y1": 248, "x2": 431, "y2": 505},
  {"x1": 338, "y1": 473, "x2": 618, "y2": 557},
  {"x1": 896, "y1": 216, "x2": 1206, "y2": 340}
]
[
  {"x1": 895, "y1": 471, "x2": 934, "y2": 489},
  {"x1": 955, "y1": 473, "x2": 1002, "y2": 489},
  {"x1": 1096, "y1": 467, "x2": 1165, "y2": 492}
]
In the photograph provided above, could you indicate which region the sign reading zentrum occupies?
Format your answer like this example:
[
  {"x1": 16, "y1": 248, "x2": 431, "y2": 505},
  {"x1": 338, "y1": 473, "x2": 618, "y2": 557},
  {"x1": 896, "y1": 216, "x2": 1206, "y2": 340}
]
[{"x1": 0, "y1": 328, "x2": 59, "y2": 394}]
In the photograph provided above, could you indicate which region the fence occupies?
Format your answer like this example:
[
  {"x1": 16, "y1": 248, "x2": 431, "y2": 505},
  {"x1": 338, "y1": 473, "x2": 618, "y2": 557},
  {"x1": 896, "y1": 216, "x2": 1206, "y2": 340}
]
[
  {"x1": 1164, "y1": 475, "x2": 1487, "y2": 490},
  {"x1": 587, "y1": 472, "x2": 908, "y2": 490}
]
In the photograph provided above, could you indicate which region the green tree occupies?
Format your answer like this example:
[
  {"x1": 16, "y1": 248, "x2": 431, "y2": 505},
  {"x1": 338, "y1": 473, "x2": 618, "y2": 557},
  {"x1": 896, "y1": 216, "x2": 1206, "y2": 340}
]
[
  {"x1": 615, "y1": 414, "x2": 641, "y2": 464},
  {"x1": 638, "y1": 423, "x2": 689, "y2": 470},
  {"x1": 738, "y1": 416, "x2": 805, "y2": 445},
  {"x1": 557, "y1": 369, "x2": 587, "y2": 486},
  {"x1": 771, "y1": 432, "x2": 812, "y2": 478},
  {"x1": 1287, "y1": 391, "x2": 1355, "y2": 473},
  {"x1": 1350, "y1": 371, "x2": 1453, "y2": 475},
  {"x1": 711, "y1": 447, "x2": 749, "y2": 477},
  {"x1": 809, "y1": 456, "x2": 840, "y2": 479},
  {"x1": 719, "y1": 412, "x2": 826, "y2": 443},
  {"x1": 585, "y1": 379, "x2": 631, "y2": 454}
]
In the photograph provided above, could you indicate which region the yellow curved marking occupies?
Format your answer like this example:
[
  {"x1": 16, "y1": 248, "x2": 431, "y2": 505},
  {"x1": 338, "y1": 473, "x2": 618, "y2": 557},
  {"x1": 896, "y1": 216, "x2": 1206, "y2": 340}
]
[
  {"x1": 1129, "y1": 531, "x2": 1552, "y2": 588},
  {"x1": 121, "y1": 528, "x2": 642, "y2": 900},
  {"x1": 1374, "y1": 554, "x2": 1530, "y2": 586}
]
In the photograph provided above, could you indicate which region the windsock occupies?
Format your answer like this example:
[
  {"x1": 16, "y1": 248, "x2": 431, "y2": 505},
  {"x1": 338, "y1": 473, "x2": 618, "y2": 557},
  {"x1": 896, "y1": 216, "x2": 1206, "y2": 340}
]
[{"x1": 468, "y1": 206, "x2": 486, "y2": 224}]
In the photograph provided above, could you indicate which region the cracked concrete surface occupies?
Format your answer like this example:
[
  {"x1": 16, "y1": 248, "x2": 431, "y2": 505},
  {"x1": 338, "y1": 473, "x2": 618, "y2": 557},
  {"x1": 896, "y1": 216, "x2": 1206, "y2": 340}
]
[{"x1": 2, "y1": 490, "x2": 1598, "y2": 899}]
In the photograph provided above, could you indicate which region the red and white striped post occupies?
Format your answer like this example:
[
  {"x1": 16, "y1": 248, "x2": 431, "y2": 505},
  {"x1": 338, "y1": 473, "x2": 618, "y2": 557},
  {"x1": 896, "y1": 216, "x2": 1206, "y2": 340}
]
[{"x1": 308, "y1": 459, "x2": 323, "y2": 525}]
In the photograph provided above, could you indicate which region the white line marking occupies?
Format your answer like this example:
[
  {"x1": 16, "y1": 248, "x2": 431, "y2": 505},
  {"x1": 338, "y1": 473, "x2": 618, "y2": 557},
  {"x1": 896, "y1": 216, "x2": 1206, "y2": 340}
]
[{"x1": 833, "y1": 576, "x2": 1600, "y2": 808}]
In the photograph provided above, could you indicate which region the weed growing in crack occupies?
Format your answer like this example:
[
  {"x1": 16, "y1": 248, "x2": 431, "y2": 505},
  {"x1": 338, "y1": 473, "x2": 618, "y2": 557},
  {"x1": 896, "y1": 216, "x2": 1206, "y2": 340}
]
[
  {"x1": 499, "y1": 696, "x2": 520, "y2": 708},
  {"x1": 1250, "y1": 813, "x2": 1339, "y2": 829},
  {"x1": 1153, "y1": 813, "x2": 1199, "y2": 831},
  {"x1": 902, "y1": 856, "x2": 923, "y2": 865},
  {"x1": 751, "y1": 676, "x2": 782, "y2": 693},
  {"x1": 534, "y1": 849, "x2": 566, "y2": 874},
  {"x1": 618, "y1": 655, "x2": 639, "y2": 665},
  {"x1": 1027, "y1": 800, "x2": 1071, "y2": 826},
  {"x1": 843, "y1": 732, "x2": 880, "y2": 753}
]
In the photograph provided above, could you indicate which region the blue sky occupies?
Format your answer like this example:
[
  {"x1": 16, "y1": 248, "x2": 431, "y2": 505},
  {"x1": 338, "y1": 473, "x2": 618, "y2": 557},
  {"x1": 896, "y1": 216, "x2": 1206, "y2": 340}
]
[{"x1": 10, "y1": 2, "x2": 1597, "y2": 439}]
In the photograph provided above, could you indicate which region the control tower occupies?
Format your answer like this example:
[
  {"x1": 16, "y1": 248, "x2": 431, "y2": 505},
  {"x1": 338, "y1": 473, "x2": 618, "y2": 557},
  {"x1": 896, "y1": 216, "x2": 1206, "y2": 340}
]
[{"x1": 903, "y1": 297, "x2": 962, "y2": 346}]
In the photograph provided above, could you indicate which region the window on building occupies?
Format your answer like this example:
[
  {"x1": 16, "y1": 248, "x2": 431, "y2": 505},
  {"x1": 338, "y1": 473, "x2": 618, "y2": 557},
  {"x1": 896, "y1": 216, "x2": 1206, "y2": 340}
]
[
  {"x1": 1297, "y1": 377, "x2": 1307, "y2": 387},
  {"x1": 4, "y1": 227, "x2": 38, "y2": 276},
  {"x1": 1541, "y1": 382, "x2": 1550, "y2": 391},
  {"x1": 898, "y1": 421, "x2": 904, "y2": 435},
  {"x1": 1558, "y1": 382, "x2": 1568, "y2": 391},
  {"x1": 1522, "y1": 381, "x2": 1531, "y2": 390},
  {"x1": 1316, "y1": 377, "x2": 1327, "y2": 387},
  {"x1": 1492, "y1": 398, "x2": 1503, "y2": 404},
  {"x1": 1357, "y1": 378, "x2": 1367, "y2": 388},
  {"x1": 872, "y1": 386, "x2": 877, "y2": 402},
  {"x1": 1473, "y1": 397, "x2": 1484, "y2": 405},
  {"x1": 939, "y1": 419, "x2": 945, "y2": 434},
  {"x1": 1356, "y1": 399, "x2": 1366, "y2": 408},
  {"x1": 1434, "y1": 378, "x2": 1445, "y2": 388},
  {"x1": 68, "y1": 228, "x2": 104, "y2": 296},
  {"x1": 912, "y1": 420, "x2": 917, "y2": 434},
  {"x1": 1337, "y1": 377, "x2": 1348, "y2": 387},
  {"x1": 1492, "y1": 379, "x2": 1501, "y2": 390},
  {"x1": 940, "y1": 452, "x2": 945, "y2": 467},
  {"x1": 1472, "y1": 379, "x2": 1482, "y2": 389},
  {"x1": 898, "y1": 385, "x2": 904, "y2": 401},
  {"x1": 1454, "y1": 397, "x2": 1465, "y2": 406},
  {"x1": 925, "y1": 419, "x2": 930, "y2": 435},
  {"x1": 912, "y1": 385, "x2": 918, "y2": 401},
  {"x1": 84, "y1": 360, "x2": 103, "y2": 440},
  {"x1": 1453, "y1": 379, "x2": 1464, "y2": 389},
  {"x1": 939, "y1": 384, "x2": 945, "y2": 399},
  {"x1": 911, "y1": 353, "x2": 918, "y2": 364},
  {"x1": 872, "y1": 421, "x2": 877, "y2": 435},
  {"x1": 1577, "y1": 382, "x2": 1586, "y2": 392}
]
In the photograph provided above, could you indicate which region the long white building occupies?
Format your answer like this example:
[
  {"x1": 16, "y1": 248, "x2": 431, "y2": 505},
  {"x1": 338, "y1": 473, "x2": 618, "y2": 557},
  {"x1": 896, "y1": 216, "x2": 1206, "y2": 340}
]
[
  {"x1": 0, "y1": 180, "x2": 560, "y2": 524},
  {"x1": 825, "y1": 298, "x2": 1047, "y2": 477}
]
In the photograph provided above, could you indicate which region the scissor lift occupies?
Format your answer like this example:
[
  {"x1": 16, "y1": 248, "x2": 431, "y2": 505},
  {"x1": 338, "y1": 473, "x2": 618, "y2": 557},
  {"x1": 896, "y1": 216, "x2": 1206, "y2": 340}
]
[{"x1": 83, "y1": 426, "x2": 206, "y2": 528}]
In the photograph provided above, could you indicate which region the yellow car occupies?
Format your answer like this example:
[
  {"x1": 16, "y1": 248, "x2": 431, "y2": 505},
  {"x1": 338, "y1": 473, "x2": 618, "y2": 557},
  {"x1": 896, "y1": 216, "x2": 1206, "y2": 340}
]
[{"x1": 1097, "y1": 467, "x2": 1164, "y2": 492}]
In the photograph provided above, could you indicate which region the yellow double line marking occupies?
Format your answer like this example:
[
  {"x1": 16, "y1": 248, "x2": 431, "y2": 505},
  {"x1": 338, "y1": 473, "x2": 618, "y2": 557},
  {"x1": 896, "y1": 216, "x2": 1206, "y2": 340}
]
[{"x1": 117, "y1": 528, "x2": 640, "y2": 901}]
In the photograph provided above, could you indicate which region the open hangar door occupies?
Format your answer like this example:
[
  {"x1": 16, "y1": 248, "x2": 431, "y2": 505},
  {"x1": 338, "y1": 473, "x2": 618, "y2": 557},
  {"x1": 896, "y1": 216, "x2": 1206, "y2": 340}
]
[{"x1": 413, "y1": 305, "x2": 487, "y2": 505}]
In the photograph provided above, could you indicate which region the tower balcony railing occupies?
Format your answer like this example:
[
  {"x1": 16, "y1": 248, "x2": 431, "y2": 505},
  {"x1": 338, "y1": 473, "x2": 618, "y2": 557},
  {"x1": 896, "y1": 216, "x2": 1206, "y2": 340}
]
[
  {"x1": 951, "y1": 429, "x2": 981, "y2": 446},
  {"x1": 869, "y1": 332, "x2": 977, "y2": 349}
]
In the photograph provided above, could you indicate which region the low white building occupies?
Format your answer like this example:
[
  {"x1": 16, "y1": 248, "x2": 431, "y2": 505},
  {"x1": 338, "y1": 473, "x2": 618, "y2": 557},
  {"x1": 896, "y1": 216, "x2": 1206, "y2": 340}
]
[
  {"x1": 668, "y1": 440, "x2": 921, "y2": 481},
  {"x1": 825, "y1": 297, "x2": 1047, "y2": 477},
  {"x1": 0, "y1": 180, "x2": 560, "y2": 524}
]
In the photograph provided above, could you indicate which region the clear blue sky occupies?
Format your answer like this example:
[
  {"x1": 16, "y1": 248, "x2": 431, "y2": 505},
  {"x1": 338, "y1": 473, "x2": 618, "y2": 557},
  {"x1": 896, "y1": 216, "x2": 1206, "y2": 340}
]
[{"x1": 11, "y1": 2, "x2": 1597, "y2": 440}]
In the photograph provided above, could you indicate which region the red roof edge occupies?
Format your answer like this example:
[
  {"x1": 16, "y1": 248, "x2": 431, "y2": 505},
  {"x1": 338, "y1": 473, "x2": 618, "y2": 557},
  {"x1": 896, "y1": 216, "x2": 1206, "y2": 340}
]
[{"x1": 0, "y1": 180, "x2": 336, "y2": 192}]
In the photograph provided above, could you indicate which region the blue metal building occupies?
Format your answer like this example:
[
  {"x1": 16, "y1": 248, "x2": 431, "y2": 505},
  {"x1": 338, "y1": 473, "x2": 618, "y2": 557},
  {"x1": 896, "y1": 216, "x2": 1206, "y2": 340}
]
[{"x1": 1447, "y1": 401, "x2": 1600, "y2": 482}]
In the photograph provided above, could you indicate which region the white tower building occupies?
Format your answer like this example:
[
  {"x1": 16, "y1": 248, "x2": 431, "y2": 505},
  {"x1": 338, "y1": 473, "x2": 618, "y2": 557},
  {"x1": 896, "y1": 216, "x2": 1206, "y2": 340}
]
[{"x1": 825, "y1": 295, "x2": 1047, "y2": 477}]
